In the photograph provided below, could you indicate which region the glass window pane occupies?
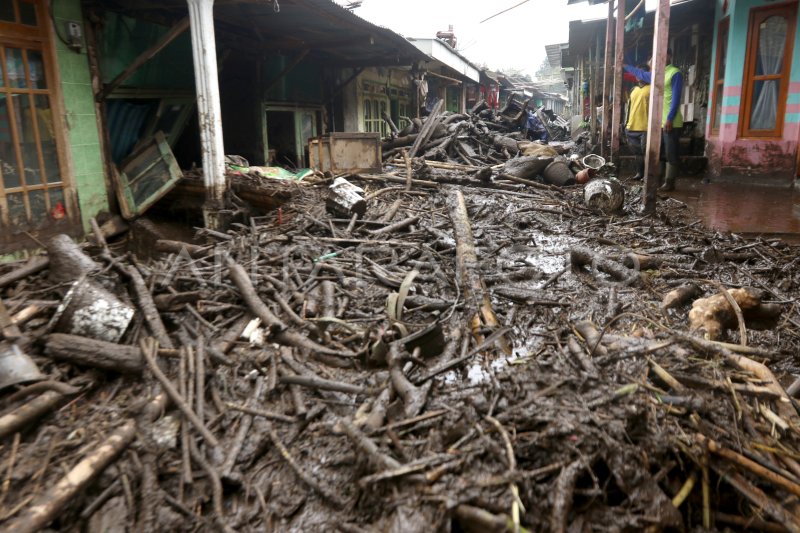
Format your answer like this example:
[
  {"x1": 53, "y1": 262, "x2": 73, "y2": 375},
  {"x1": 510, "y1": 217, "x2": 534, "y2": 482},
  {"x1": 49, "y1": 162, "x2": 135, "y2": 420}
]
[
  {"x1": 718, "y1": 31, "x2": 728, "y2": 80},
  {"x1": 49, "y1": 187, "x2": 65, "y2": 220},
  {"x1": 7, "y1": 192, "x2": 26, "y2": 226},
  {"x1": 33, "y1": 95, "x2": 58, "y2": 183},
  {"x1": 0, "y1": 96, "x2": 20, "y2": 188},
  {"x1": 27, "y1": 50, "x2": 46, "y2": 89},
  {"x1": 6, "y1": 48, "x2": 27, "y2": 88},
  {"x1": 750, "y1": 79, "x2": 779, "y2": 130},
  {"x1": 28, "y1": 188, "x2": 46, "y2": 227},
  {"x1": 713, "y1": 85, "x2": 723, "y2": 130},
  {"x1": 12, "y1": 94, "x2": 40, "y2": 184},
  {"x1": 756, "y1": 16, "x2": 787, "y2": 76},
  {"x1": 0, "y1": 2, "x2": 15, "y2": 23},
  {"x1": 19, "y1": 0, "x2": 36, "y2": 26}
]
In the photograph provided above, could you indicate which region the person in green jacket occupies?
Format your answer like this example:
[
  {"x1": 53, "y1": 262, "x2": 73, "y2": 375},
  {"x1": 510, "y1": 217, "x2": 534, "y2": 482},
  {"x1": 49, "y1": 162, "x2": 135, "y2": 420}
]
[{"x1": 623, "y1": 50, "x2": 683, "y2": 191}]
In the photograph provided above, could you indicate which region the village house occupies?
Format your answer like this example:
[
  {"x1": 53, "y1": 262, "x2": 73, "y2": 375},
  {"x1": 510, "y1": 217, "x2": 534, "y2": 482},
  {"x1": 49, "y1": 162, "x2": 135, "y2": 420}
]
[
  {"x1": 561, "y1": 0, "x2": 714, "y2": 168},
  {"x1": 562, "y1": 0, "x2": 800, "y2": 184},
  {"x1": 2, "y1": 0, "x2": 482, "y2": 256},
  {"x1": 707, "y1": 0, "x2": 800, "y2": 184}
]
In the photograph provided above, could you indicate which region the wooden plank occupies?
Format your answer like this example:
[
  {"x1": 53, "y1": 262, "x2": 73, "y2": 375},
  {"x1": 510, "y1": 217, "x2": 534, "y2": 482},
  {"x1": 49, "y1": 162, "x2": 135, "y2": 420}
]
[
  {"x1": 601, "y1": 0, "x2": 614, "y2": 158},
  {"x1": 408, "y1": 99, "x2": 444, "y2": 159},
  {"x1": 98, "y1": 17, "x2": 190, "y2": 101},
  {"x1": 589, "y1": 35, "x2": 600, "y2": 144},
  {"x1": 610, "y1": 0, "x2": 625, "y2": 160},
  {"x1": 448, "y1": 191, "x2": 511, "y2": 355},
  {"x1": 643, "y1": 0, "x2": 671, "y2": 213}
]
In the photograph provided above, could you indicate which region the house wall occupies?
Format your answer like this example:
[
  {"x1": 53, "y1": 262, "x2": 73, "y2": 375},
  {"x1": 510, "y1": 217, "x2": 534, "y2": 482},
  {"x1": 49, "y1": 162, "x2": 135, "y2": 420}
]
[
  {"x1": 342, "y1": 67, "x2": 413, "y2": 134},
  {"x1": 53, "y1": 0, "x2": 107, "y2": 231},
  {"x1": 707, "y1": 0, "x2": 800, "y2": 184}
]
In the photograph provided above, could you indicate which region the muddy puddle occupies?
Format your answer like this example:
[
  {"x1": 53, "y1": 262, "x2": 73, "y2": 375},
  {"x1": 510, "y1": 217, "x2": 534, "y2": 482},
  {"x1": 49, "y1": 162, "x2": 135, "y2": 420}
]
[{"x1": 672, "y1": 180, "x2": 800, "y2": 241}]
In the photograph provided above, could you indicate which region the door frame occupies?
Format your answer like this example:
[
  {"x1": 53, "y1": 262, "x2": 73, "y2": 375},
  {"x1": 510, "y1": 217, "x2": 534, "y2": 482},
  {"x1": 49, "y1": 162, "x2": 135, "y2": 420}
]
[
  {"x1": 262, "y1": 102, "x2": 322, "y2": 168},
  {"x1": 0, "y1": 0, "x2": 80, "y2": 251}
]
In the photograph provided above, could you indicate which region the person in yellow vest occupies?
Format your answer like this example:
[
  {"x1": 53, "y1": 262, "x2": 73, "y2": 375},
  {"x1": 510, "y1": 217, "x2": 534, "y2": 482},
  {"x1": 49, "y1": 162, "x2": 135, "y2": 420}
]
[
  {"x1": 623, "y1": 49, "x2": 684, "y2": 191},
  {"x1": 625, "y1": 67, "x2": 651, "y2": 181}
]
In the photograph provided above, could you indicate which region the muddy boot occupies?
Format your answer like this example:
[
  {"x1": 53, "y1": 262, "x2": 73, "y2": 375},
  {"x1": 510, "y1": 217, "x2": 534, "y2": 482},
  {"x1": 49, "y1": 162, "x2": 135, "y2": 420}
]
[
  {"x1": 631, "y1": 156, "x2": 644, "y2": 180},
  {"x1": 659, "y1": 163, "x2": 678, "y2": 192}
]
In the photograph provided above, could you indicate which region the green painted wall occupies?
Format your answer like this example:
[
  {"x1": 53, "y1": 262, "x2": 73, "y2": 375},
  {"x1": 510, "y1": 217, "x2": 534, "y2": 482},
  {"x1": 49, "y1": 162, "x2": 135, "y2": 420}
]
[{"x1": 53, "y1": 0, "x2": 108, "y2": 232}]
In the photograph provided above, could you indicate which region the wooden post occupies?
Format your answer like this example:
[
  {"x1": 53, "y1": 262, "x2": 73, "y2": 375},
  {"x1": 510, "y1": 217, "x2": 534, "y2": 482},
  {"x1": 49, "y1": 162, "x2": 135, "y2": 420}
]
[
  {"x1": 187, "y1": 0, "x2": 227, "y2": 229},
  {"x1": 601, "y1": 0, "x2": 614, "y2": 158},
  {"x1": 643, "y1": 0, "x2": 671, "y2": 214},
  {"x1": 589, "y1": 42, "x2": 597, "y2": 145},
  {"x1": 610, "y1": 0, "x2": 626, "y2": 160}
]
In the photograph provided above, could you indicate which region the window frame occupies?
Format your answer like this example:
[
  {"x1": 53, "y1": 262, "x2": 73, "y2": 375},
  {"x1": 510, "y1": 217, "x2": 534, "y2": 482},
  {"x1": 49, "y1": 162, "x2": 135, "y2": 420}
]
[
  {"x1": 362, "y1": 94, "x2": 389, "y2": 137},
  {"x1": 710, "y1": 17, "x2": 729, "y2": 135},
  {"x1": 738, "y1": 2, "x2": 798, "y2": 139},
  {"x1": 0, "y1": 0, "x2": 78, "y2": 252}
]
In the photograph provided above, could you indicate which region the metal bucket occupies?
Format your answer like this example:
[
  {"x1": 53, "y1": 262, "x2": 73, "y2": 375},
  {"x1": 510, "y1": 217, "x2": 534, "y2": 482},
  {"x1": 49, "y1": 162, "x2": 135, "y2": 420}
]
[
  {"x1": 584, "y1": 178, "x2": 625, "y2": 213},
  {"x1": 0, "y1": 344, "x2": 44, "y2": 391},
  {"x1": 49, "y1": 277, "x2": 134, "y2": 342},
  {"x1": 582, "y1": 154, "x2": 606, "y2": 170},
  {"x1": 542, "y1": 161, "x2": 576, "y2": 186}
]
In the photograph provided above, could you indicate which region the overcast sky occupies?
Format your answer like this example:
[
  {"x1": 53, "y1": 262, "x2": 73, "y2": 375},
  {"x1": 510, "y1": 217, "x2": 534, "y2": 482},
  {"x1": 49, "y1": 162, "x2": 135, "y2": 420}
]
[{"x1": 338, "y1": 0, "x2": 659, "y2": 77}]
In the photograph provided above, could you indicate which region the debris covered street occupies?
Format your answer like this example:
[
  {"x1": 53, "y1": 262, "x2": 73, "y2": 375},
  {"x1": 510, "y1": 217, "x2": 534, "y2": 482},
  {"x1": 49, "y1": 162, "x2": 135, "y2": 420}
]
[
  {"x1": 2, "y1": 0, "x2": 800, "y2": 531},
  {"x1": 3, "y1": 123, "x2": 800, "y2": 531}
]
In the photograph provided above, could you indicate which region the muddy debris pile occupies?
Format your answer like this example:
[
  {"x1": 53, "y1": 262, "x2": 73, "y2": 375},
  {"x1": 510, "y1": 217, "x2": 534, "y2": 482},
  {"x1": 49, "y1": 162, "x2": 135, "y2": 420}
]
[
  {"x1": 2, "y1": 176, "x2": 800, "y2": 532},
  {"x1": 381, "y1": 96, "x2": 579, "y2": 188}
]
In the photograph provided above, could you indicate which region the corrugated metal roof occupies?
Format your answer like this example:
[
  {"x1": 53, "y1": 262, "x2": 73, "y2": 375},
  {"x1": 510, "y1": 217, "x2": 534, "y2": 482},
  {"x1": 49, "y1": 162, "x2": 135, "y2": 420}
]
[
  {"x1": 566, "y1": 0, "x2": 712, "y2": 57},
  {"x1": 545, "y1": 43, "x2": 567, "y2": 68},
  {"x1": 94, "y1": 0, "x2": 428, "y2": 67}
]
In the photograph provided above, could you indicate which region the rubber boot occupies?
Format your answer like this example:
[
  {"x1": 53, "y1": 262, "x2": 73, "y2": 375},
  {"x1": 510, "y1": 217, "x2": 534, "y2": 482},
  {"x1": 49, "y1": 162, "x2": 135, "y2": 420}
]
[
  {"x1": 631, "y1": 156, "x2": 644, "y2": 180},
  {"x1": 660, "y1": 163, "x2": 678, "y2": 192}
]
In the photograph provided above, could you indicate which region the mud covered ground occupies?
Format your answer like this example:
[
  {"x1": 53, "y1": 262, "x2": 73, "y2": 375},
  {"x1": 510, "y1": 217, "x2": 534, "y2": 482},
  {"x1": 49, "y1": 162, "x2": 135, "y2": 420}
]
[{"x1": 2, "y1": 173, "x2": 800, "y2": 532}]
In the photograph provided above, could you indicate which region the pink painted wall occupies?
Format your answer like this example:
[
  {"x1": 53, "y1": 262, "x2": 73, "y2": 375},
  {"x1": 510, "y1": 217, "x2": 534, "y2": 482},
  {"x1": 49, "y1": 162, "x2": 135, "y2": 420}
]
[{"x1": 706, "y1": 1, "x2": 800, "y2": 185}]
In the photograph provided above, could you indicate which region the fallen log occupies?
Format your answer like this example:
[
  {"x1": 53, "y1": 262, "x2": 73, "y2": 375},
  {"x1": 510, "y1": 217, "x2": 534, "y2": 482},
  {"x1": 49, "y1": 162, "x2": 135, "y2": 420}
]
[
  {"x1": 502, "y1": 156, "x2": 552, "y2": 180},
  {"x1": 569, "y1": 247, "x2": 641, "y2": 286},
  {"x1": 0, "y1": 297, "x2": 22, "y2": 339},
  {"x1": 408, "y1": 99, "x2": 444, "y2": 159},
  {"x1": 46, "y1": 234, "x2": 100, "y2": 283},
  {"x1": 45, "y1": 333, "x2": 143, "y2": 374},
  {"x1": 689, "y1": 287, "x2": 782, "y2": 341},
  {"x1": 661, "y1": 282, "x2": 702, "y2": 310},
  {"x1": 226, "y1": 259, "x2": 355, "y2": 357},
  {"x1": 7, "y1": 420, "x2": 137, "y2": 533},
  {"x1": 350, "y1": 173, "x2": 439, "y2": 189},
  {"x1": 123, "y1": 266, "x2": 174, "y2": 349},
  {"x1": 448, "y1": 190, "x2": 511, "y2": 354},
  {"x1": 154, "y1": 291, "x2": 203, "y2": 311},
  {"x1": 0, "y1": 256, "x2": 50, "y2": 289},
  {"x1": 155, "y1": 239, "x2": 208, "y2": 258},
  {"x1": 0, "y1": 390, "x2": 70, "y2": 440}
]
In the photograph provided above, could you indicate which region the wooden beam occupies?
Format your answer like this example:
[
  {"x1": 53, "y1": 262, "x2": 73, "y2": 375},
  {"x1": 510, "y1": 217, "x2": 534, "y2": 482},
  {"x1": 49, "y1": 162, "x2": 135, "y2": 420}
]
[
  {"x1": 589, "y1": 33, "x2": 600, "y2": 144},
  {"x1": 98, "y1": 16, "x2": 190, "y2": 101},
  {"x1": 601, "y1": 0, "x2": 614, "y2": 158},
  {"x1": 610, "y1": 0, "x2": 625, "y2": 160},
  {"x1": 327, "y1": 67, "x2": 365, "y2": 104},
  {"x1": 643, "y1": 0, "x2": 671, "y2": 213},
  {"x1": 263, "y1": 48, "x2": 310, "y2": 94},
  {"x1": 424, "y1": 70, "x2": 464, "y2": 85}
]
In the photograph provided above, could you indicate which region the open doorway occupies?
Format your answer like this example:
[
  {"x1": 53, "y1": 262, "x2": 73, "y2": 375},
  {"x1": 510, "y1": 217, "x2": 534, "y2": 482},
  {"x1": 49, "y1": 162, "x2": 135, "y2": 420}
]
[
  {"x1": 265, "y1": 110, "x2": 297, "y2": 168},
  {"x1": 264, "y1": 106, "x2": 321, "y2": 168}
]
